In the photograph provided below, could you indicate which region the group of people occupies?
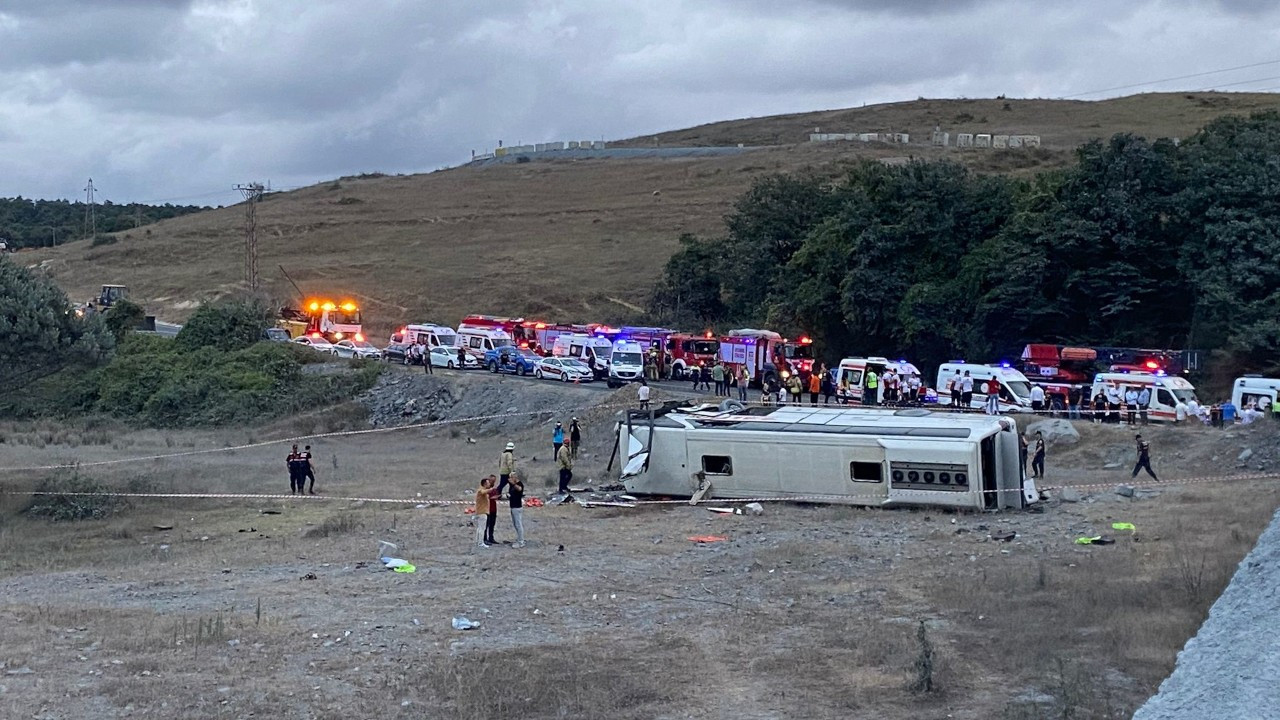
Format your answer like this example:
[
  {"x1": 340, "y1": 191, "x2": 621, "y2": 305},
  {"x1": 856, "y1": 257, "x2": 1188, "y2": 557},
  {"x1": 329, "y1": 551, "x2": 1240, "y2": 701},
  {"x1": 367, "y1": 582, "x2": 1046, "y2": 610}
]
[
  {"x1": 474, "y1": 417, "x2": 584, "y2": 549},
  {"x1": 1019, "y1": 431, "x2": 1159, "y2": 482},
  {"x1": 687, "y1": 360, "x2": 754, "y2": 402},
  {"x1": 285, "y1": 444, "x2": 317, "y2": 495}
]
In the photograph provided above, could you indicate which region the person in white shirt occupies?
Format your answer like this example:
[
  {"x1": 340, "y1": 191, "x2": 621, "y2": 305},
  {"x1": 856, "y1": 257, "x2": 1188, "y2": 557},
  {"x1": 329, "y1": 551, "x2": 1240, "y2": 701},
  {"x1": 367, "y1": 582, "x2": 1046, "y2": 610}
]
[
  {"x1": 637, "y1": 380, "x2": 651, "y2": 410},
  {"x1": 1174, "y1": 400, "x2": 1188, "y2": 423},
  {"x1": 1030, "y1": 384, "x2": 1046, "y2": 412},
  {"x1": 1186, "y1": 398, "x2": 1200, "y2": 420},
  {"x1": 960, "y1": 372, "x2": 974, "y2": 407}
]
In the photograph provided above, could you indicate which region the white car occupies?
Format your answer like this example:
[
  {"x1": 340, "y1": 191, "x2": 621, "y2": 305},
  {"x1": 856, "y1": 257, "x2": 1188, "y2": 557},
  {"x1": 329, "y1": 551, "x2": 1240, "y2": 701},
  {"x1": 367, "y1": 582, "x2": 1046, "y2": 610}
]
[
  {"x1": 293, "y1": 335, "x2": 336, "y2": 355},
  {"x1": 333, "y1": 339, "x2": 383, "y2": 360},
  {"x1": 430, "y1": 345, "x2": 479, "y2": 369},
  {"x1": 536, "y1": 356, "x2": 594, "y2": 383}
]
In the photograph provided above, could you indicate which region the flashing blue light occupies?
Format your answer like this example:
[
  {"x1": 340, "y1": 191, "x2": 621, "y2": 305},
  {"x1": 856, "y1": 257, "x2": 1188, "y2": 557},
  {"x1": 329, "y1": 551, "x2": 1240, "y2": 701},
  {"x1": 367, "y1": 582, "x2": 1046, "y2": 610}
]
[
  {"x1": 1000, "y1": 362, "x2": 1011, "y2": 368},
  {"x1": 1156, "y1": 369, "x2": 1167, "y2": 377},
  {"x1": 898, "y1": 359, "x2": 907, "y2": 364}
]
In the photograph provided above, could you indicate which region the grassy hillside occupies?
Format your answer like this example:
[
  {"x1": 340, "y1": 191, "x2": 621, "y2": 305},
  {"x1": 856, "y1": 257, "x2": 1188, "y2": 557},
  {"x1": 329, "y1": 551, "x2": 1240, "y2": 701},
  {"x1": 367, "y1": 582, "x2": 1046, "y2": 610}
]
[{"x1": 22, "y1": 92, "x2": 1280, "y2": 341}]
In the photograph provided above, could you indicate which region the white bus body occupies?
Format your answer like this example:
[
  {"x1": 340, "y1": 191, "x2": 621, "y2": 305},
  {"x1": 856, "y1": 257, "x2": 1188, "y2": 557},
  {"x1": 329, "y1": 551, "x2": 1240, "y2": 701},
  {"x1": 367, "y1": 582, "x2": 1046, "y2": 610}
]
[
  {"x1": 617, "y1": 405, "x2": 1031, "y2": 510},
  {"x1": 1090, "y1": 372, "x2": 1198, "y2": 422},
  {"x1": 935, "y1": 363, "x2": 1034, "y2": 411}
]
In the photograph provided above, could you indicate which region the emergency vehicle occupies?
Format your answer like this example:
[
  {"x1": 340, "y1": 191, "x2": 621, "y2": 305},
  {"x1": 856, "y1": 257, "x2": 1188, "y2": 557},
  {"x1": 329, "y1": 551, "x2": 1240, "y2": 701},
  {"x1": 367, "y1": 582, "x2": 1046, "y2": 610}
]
[
  {"x1": 551, "y1": 333, "x2": 615, "y2": 379},
  {"x1": 834, "y1": 358, "x2": 923, "y2": 404},
  {"x1": 457, "y1": 323, "x2": 514, "y2": 360},
  {"x1": 1091, "y1": 371, "x2": 1198, "y2": 422},
  {"x1": 398, "y1": 323, "x2": 457, "y2": 349},
  {"x1": 716, "y1": 329, "x2": 814, "y2": 387},
  {"x1": 1017, "y1": 344, "x2": 1197, "y2": 404},
  {"x1": 666, "y1": 332, "x2": 721, "y2": 380},
  {"x1": 935, "y1": 363, "x2": 1035, "y2": 412},
  {"x1": 278, "y1": 299, "x2": 364, "y2": 343},
  {"x1": 1232, "y1": 376, "x2": 1280, "y2": 411},
  {"x1": 606, "y1": 340, "x2": 646, "y2": 388}
]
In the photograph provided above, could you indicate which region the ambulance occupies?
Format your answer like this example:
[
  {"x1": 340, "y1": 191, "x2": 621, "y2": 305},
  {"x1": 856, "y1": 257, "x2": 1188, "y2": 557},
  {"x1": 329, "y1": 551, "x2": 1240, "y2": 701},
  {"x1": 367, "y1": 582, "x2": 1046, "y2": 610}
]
[
  {"x1": 551, "y1": 333, "x2": 615, "y2": 379},
  {"x1": 1232, "y1": 376, "x2": 1280, "y2": 411},
  {"x1": 835, "y1": 357, "x2": 924, "y2": 404},
  {"x1": 1090, "y1": 371, "x2": 1198, "y2": 422},
  {"x1": 457, "y1": 323, "x2": 514, "y2": 360},
  {"x1": 935, "y1": 362, "x2": 1035, "y2": 412}
]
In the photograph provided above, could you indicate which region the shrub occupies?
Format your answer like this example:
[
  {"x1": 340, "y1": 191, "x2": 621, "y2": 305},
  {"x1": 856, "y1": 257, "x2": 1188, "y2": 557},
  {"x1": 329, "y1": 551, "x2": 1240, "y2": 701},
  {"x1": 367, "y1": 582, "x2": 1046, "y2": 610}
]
[
  {"x1": 103, "y1": 298, "x2": 147, "y2": 340},
  {"x1": 175, "y1": 298, "x2": 274, "y2": 352},
  {"x1": 25, "y1": 472, "x2": 127, "y2": 521}
]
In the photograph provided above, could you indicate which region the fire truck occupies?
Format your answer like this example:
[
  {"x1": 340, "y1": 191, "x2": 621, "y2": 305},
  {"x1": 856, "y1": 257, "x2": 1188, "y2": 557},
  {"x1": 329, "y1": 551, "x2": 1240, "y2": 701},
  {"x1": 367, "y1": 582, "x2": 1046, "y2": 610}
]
[
  {"x1": 665, "y1": 332, "x2": 721, "y2": 380},
  {"x1": 716, "y1": 329, "x2": 815, "y2": 387},
  {"x1": 278, "y1": 299, "x2": 364, "y2": 342},
  {"x1": 1017, "y1": 344, "x2": 1197, "y2": 404}
]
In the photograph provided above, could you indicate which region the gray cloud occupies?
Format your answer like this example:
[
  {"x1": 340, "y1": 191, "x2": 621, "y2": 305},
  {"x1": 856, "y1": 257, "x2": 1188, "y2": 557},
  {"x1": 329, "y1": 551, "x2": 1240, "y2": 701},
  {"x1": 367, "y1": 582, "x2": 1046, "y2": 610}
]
[{"x1": 0, "y1": 0, "x2": 1278, "y2": 203}]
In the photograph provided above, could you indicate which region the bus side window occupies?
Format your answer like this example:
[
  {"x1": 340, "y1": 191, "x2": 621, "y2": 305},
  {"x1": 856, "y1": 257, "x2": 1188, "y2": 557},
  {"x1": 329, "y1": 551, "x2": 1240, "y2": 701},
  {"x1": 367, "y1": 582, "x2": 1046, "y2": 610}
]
[
  {"x1": 702, "y1": 456, "x2": 733, "y2": 476},
  {"x1": 850, "y1": 462, "x2": 883, "y2": 483}
]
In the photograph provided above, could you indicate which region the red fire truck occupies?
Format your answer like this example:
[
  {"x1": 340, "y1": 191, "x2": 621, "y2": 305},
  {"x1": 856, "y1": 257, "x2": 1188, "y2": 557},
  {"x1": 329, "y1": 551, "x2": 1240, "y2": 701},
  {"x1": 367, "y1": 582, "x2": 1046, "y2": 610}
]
[
  {"x1": 665, "y1": 332, "x2": 720, "y2": 380},
  {"x1": 717, "y1": 329, "x2": 815, "y2": 387},
  {"x1": 1017, "y1": 344, "x2": 1194, "y2": 404}
]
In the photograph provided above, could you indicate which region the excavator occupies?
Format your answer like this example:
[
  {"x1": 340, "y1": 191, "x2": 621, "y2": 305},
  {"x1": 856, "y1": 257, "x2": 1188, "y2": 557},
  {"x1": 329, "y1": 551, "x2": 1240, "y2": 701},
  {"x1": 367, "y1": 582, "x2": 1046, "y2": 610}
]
[{"x1": 75, "y1": 284, "x2": 157, "y2": 331}]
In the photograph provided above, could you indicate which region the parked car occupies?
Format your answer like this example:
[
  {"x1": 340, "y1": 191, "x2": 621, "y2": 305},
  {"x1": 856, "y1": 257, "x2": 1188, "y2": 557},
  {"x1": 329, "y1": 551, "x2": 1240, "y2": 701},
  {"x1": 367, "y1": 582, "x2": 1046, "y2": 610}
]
[
  {"x1": 535, "y1": 356, "x2": 594, "y2": 383},
  {"x1": 382, "y1": 338, "x2": 413, "y2": 364},
  {"x1": 484, "y1": 346, "x2": 540, "y2": 375},
  {"x1": 333, "y1": 339, "x2": 383, "y2": 360},
  {"x1": 262, "y1": 327, "x2": 291, "y2": 342},
  {"x1": 430, "y1": 345, "x2": 478, "y2": 369},
  {"x1": 293, "y1": 335, "x2": 336, "y2": 355}
]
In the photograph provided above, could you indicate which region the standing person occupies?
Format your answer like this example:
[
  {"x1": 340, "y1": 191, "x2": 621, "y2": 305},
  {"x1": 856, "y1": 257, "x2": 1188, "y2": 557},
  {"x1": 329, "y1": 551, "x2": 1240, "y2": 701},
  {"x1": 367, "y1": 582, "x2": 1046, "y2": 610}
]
[
  {"x1": 1124, "y1": 387, "x2": 1139, "y2": 426},
  {"x1": 422, "y1": 341, "x2": 433, "y2": 375},
  {"x1": 1272, "y1": 397, "x2": 1280, "y2": 421},
  {"x1": 508, "y1": 471, "x2": 526, "y2": 548},
  {"x1": 960, "y1": 371, "x2": 974, "y2": 409},
  {"x1": 498, "y1": 441, "x2": 516, "y2": 494},
  {"x1": 302, "y1": 444, "x2": 317, "y2": 495},
  {"x1": 908, "y1": 372, "x2": 922, "y2": 405},
  {"x1": 552, "y1": 422, "x2": 564, "y2": 457},
  {"x1": 700, "y1": 363, "x2": 713, "y2": 393},
  {"x1": 569, "y1": 417, "x2": 583, "y2": 459},
  {"x1": 1019, "y1": 432, "x2": 1029, "y2": 476},
  {"x1": 1106, "y1": 386, "x2": 1122, "y2": 424},
  {"x1": 727, "y1": 364, "x2": 738, "y2": 398},
  {"x1": 474, "y1": 476, "x2": 494, "y2": 548},
  {"x1": 807, "y1": 370, "x2": 820, "y2": 406},
  {"x1": 1031, "y1": 430, "x2": 1046, "y2": 479},
  {"x1": 1092, "y1": 390, "x2": 1106, "y2": 424},
  {"x1": 1174, "y1": 398, "x2": 1188, "y2": 424},
  {"x1": 738, "y1": 367, "x2": 750, "y2": 402},
  {"x1": 949, "y1": 371, "x2": 962, "y2": 407},
  {"x1": 556, "y1": 442, "x2": 574, "y2": 494},
  {"x1": 712, "y1": 362, "x2": 725, "y2": 396},
  {"x1": 1221, "y1": 398, "x2": 1237, "y2": 426},
  {"x1": 864, "y1": 369, "x2": 879, "y2": 406},
  {"x1": 1067, "y1": 387, "x2": 1081, "y2": 420},
  {"x1": 1137, "y1": 387, "x2": 1151, "y2": 425},
  {"x1": 457, "y1": 346, "x2": 467, "y2": 369},
  {"x1": 1030, "y1": 384, "x2": 1046, "y2": 413},
  {"x1": 985, "y1": 377, "x2": 1001, "y2": 415},
  {"x1": 760, "y1": 377, "x2": 773, "y2": 406},
  {"x1": 638, "y1": 379, "x2": 651, "y2": 410},
  {"x1": 485, "y1": 474, "x2": 499, "y2": 545},
  {"x1": 882, "y1": 368, "x2": 897, "y2": 405},
  {"x1": 690, "y1": 363, "x2": 702, "y2": 392},
  {"x1": 820, "y1": 367, "x2": 835, "y2": 405},
  {"x1": 286, "y1": 444, "x2": 302, "y2": 495},
  {"x1": 1132, "y1": 434, "x2": 1158, "y2": 481}
]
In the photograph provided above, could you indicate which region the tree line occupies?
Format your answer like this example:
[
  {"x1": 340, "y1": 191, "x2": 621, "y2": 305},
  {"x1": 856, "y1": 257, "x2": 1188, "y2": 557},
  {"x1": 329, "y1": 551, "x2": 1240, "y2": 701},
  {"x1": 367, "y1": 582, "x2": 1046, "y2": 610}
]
[
  {"x1": 0, "y1": 197, "x2": 207, "y2": 249},
  {"x1": 649, "y1": 111, "x2": 1280, "y2": 375}
]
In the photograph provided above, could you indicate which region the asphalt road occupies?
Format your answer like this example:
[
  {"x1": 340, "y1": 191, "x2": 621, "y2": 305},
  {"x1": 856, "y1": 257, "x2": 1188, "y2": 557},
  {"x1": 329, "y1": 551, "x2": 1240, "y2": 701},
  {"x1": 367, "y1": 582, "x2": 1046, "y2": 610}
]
[
  {"x1": 154, "y1": 322, "x2": 182, "y2": 338},
  {"x1": 383, "y1": 361, "x2": 700, "y2": 396}
]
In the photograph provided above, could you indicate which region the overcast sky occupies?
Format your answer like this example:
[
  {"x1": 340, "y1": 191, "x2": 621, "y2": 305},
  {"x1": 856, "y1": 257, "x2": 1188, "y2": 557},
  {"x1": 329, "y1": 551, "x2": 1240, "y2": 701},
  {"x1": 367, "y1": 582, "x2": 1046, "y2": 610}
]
[{"x1": 2, "y1": 0, "x2": 1279, "y2": 204}]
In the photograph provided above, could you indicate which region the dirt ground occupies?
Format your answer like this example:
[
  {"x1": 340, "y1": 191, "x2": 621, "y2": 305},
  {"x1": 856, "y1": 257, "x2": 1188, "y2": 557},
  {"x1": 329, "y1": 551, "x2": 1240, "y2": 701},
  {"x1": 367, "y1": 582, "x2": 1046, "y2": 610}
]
[{"x1": 2, "y1": 372, "x2": 1279, "y2": 719}]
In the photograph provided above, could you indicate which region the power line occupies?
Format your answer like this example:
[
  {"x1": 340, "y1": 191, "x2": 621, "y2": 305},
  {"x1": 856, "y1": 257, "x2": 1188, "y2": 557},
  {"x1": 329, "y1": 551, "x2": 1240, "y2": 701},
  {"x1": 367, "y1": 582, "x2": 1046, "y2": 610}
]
[
  {"x1": 82, "y1": 179, "x2": 96, "y2": 240},
  {"x1": 1060, "y1": 58, "x2": 1280, "y2": 99},
  {"x1": 235, "y1": 182, "x2": 265, "y2": 292},
  {"x1": 1195, "y1": 74, "x2": 1280, "y2": 92}
]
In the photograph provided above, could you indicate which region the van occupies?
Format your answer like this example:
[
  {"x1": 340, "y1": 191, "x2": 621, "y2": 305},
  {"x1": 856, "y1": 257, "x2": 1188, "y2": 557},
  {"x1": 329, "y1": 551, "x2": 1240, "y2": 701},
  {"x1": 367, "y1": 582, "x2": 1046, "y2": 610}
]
[
  {"x1": 935, "y1": 363, "x2": 1034, "y2": 412},
  {"x1": 551, "y1": 333, "x2": 615, "y2": 379},
  {"x1": 1231, "y1": 376, "x2": 1280, "y2": 411},
  {"x1": 457, "y1": 325, "x2": 514, "y2": 359},
  {"x1": 835, "y1": 357, "x2": 922, "y2": 404},
  {"x1": 401, "y1": 323, "x2": 458, "y2": 349},
  {"x1": 607, "y1": 340, "x2": 646, "y2": 388},
  {"x1": 1091, "y1": 372, "x2": 1198, "y2": 422}
]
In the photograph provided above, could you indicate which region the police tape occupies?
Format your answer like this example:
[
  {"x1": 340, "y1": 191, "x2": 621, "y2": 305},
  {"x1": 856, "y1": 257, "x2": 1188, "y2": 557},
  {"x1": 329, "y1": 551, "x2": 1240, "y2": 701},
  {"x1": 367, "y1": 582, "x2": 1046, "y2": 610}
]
[{"x1": 3, "y1": 471, "x2": 1276, "y2": 506}]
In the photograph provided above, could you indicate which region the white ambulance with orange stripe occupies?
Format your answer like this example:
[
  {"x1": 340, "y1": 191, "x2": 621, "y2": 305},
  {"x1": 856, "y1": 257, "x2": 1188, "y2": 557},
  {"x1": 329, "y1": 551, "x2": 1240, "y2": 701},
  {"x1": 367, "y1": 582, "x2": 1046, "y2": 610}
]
[{"x1": 1090, "y1": 371, "x2": 1198, "y2": 422}]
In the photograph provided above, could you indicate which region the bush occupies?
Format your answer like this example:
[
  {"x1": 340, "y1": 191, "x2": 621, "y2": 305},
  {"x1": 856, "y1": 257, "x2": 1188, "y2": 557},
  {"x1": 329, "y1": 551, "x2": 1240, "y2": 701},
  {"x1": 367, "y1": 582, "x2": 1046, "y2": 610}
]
[
  {"x1": 103, "y1": 298, "x2": 146, "y2": 340},
  {"x1": 25, "y1": 472, "x2": 127, "y2": 521},
  {"x1": 175, "y1": 298, "x2": 273, "y2": 352}
]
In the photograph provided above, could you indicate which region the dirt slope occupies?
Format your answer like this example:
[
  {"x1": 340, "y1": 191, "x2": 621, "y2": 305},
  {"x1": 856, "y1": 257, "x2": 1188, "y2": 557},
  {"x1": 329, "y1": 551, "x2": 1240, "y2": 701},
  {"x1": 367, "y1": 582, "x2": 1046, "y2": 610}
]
[{"x1": 20, "y1": 92, "x2": 1280, "y2": 339}]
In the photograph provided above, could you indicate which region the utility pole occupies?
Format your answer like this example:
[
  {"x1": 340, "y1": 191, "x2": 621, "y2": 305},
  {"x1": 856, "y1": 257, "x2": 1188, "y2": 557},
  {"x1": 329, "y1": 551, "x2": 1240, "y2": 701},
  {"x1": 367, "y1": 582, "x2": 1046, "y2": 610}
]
[
  {"x1": 83, "y1": 179, "x2": 97, "y2": 240},
  {"x1": 235, "y1": 183, "x2": 265, "y2": 291}
]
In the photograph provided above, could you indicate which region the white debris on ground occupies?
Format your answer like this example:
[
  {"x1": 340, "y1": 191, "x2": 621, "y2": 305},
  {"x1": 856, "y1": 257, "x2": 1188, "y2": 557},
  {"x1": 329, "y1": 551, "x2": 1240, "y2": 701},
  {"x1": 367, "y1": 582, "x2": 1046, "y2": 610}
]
[{"x1": 1133, "y1": 506, "x2": 1280, "y2": 719}]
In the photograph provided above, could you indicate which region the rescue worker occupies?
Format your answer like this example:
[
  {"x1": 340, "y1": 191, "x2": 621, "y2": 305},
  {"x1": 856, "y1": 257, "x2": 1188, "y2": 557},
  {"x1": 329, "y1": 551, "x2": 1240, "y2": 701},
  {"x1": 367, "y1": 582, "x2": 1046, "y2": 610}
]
[
  {"x1": 646, "y1": 347, "x2": 658, "y2": 381},
  {"x1": 737, "y1": 367, "x2": 750, "y2": 402},
  {"x1": 302, "y1": 444, "x2": 317, "y2": 494},
  {"x1": 1031, "y1": 430, "x2": 1046, "y2": 479},
  {"x1": 808, "y1": 368, "x2": 821, "y2": 406},
  {"x1": 787, "y1": 373, "x2": 803, "y2": 405},
  {"x1": 1125, "y1": 387, "x2": 1139, "y2": 426},
  {"x1": 864, "y1": 369, "x2": 878, "y2": 406},
  {"x1": 691, "y1": 363, "x2": 702, "y2": 392},
  {"x1": 569, "y1": 417, "x2": 582, "y2": 459},
  {"x1": 1273, "y1": 397, "x2": 1280, "y2": 421},
  {"x1": 556, "y1": 442, "x2": 574, "y2": 494},
  {"x1": 712, "y1": 362, "x2": 725, "y2": 396},
  {"x1": 820, "y1": 366, "x2": 835, "y2": 405},
  {"x1": 286, "y1": 444, "x2": 303, "y2": 495},
  {"x1": 699, "y1": 363, "x2": 713, "y2": 393},
  {"x1": 552, "y1": 422, "x2": 564, "y2": 457},
  {"x1": 498, "y1": 441, "x2": 516, "y2": 495},
  {"x1": 882, "y1": 368, "x2": 897, "y2": 405},
  {"x1": 1132, "y1": 434, "x2": 1158, "y2": 480}
]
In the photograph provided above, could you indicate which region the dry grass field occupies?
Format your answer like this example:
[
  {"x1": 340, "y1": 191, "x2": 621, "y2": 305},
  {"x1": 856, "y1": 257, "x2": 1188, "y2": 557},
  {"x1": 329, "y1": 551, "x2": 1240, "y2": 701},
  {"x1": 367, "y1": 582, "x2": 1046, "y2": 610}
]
[
  {"x1": 2, "y1": 370, "x2": 1278, "y2": 718},
  {"x1": 20, "y1": 92, "x2": 1280, "y2": 341}
]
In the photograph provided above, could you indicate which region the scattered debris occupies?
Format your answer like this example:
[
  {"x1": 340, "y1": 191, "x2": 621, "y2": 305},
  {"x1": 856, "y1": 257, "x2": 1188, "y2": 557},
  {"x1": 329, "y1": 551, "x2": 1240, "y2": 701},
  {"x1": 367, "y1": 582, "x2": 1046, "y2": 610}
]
[
  {"x1": 1059, "y1": 487, "x2": 1083, "y2": 503},
  {"x1": 451, "y1": 616, "x2": 479, "y2": 630},
  {"x1": 707, "y1": 507, "x2": 737, "y2": 515},
  {"x1": 153, "y1": 524, "x2": 174, "y2": 531},
  {"x1": 688, "y1": 535, "x2": 729, "y2": 543},
  {"x1": 260, "y1": 509, "x2": 282, "y2": 515},
  {"x1": 557, "y1": 544, "x2": 565, "y2": 552},
  {"x1": 991, "y1": 530, "x2": 1017, "y2": 542},
  {"x1": 744, "y1": 502, "x2": 764, "y2": 516},
  {"x1": 1112, "y1": 522, "x2": 1136, "y2": 532},
  {"x1": 300, "y1": 572, "x2": 318, "y2": 581},
  {"x1": 1116, "y1": 484, "x2": 1136, "y2": 498},
  {"x1": 1075, "y1": 536, "x2": 1116, "y2": 545}
]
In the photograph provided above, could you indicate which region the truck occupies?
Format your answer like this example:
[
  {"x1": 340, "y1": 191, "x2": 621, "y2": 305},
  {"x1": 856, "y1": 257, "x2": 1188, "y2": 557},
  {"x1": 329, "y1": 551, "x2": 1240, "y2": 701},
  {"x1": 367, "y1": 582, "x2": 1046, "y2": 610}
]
[
  {"x1": 665, "y1": 332, "x2": 720, "y2": 380},
  {"x1": 615, "y1": 403, "x2": 1034, "y2": 510},
  {"x1": 716, "y1": 329, "x2": 814, "y2": 388},
  {"x1": 278, "y1": 299, "x2": 364, "y2": 342}
]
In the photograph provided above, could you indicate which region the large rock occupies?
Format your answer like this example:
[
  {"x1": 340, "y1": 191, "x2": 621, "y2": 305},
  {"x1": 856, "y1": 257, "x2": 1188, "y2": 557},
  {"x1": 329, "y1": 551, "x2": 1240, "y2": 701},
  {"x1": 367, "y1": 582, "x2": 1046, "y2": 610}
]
[{"x1": 1025, "y1": 418, "x2": 1081, "y2": 447}]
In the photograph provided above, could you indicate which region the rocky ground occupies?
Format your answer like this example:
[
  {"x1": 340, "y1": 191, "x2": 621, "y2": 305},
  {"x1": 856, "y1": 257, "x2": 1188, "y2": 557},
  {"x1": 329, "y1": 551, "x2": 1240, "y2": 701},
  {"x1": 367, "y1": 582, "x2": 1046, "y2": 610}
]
[{"x1": 1, "y1": 373, "x2": 1278, "y2": 719}]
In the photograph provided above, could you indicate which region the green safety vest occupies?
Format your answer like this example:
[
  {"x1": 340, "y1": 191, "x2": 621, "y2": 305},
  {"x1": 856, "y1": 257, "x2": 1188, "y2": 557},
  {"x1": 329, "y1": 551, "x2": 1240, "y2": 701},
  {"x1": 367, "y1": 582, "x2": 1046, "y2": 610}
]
[
  {"x1": 1273, "y1": 399, "x2": 1280, "y2": 414},
  {"x1": 866, "y1": 372, "x2": 878, "y2": 389}
]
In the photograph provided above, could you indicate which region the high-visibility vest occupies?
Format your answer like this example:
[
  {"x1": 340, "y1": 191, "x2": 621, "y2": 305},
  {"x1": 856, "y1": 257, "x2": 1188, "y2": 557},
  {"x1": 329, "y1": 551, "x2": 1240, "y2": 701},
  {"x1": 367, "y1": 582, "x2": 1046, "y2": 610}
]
[{"x1": 866, "y1": 372, "x2": 878, "y2": 389}]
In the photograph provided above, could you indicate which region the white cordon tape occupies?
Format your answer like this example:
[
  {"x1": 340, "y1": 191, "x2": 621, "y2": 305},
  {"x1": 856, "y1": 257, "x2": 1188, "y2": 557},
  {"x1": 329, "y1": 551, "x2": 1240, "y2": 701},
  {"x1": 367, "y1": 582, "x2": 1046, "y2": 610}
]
[{"x1": 4, "y1": 472, "x2": 1277, "y2": 506}]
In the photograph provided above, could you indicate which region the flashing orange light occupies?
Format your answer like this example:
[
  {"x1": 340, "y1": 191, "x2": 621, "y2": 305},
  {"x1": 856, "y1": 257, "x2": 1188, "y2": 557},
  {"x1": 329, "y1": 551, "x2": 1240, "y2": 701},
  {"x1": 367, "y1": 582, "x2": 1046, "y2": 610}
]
[
  {"x1": 354, "y1": 333, "x2": 364, "y2": 342},
  {"x1": 340, "y1": 302, "x2": 356, "y2": 312},
  {"x1": 1144, "y1": 360, "x2": 1159, "y2": 370},
  {"x1": 399, "y1": 327, "x2": 407, "y2": 334},
  {"x1": 704, "y1": 330, "x2": 713, "y2": 339},
  {"x1": 800, "y1": 336, "x2": 812, "y2": 344},
  {"x1": 308, "y1": 302, "x2": 320, "y2": 312},
  {"x1": 333, "y1": 332, "x2": 345, "y2": 340},
  {"x1": 519, "y1": 342, "x2": 529, "y2": 348},
  {"x1": 535, "y1": 322, "x2": 547, "y2": 329},
  {"x1": 321, "y1": 302, "x2": 336, "y2": 312},
  {"x1": 310, "y1": 332, "x2": 322, "y2": 339}
]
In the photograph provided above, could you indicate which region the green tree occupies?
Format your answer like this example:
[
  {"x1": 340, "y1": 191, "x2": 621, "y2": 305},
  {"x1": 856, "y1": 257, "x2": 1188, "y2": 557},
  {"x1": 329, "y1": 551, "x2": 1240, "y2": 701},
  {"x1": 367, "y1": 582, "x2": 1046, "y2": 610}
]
[
  {"x1": 175, "y1": 298, "x2": 274, "y2": 352},
  {"x1": 649, "y1": 234, "x2": 727, "y2": 326},
  {"x1": 0, "y1": 256, "x2": 114, "y2": 390},
  {"x1": 102, "y1": 298, "x2": 146, "y2": 340}
]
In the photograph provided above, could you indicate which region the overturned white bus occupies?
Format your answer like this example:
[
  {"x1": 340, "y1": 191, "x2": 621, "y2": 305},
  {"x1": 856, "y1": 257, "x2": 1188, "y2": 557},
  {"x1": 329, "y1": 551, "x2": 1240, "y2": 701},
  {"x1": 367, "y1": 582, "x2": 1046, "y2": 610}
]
[{"x1": 615, "y1": 403, "x2": 1034, "y2": 510}]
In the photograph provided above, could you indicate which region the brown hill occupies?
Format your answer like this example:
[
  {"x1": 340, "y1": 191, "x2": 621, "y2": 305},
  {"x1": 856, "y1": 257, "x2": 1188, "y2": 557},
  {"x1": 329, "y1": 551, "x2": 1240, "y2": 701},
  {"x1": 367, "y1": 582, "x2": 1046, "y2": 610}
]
[{"x1": 22, "y1": 92, "x2": 1280, "y2": 340}]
